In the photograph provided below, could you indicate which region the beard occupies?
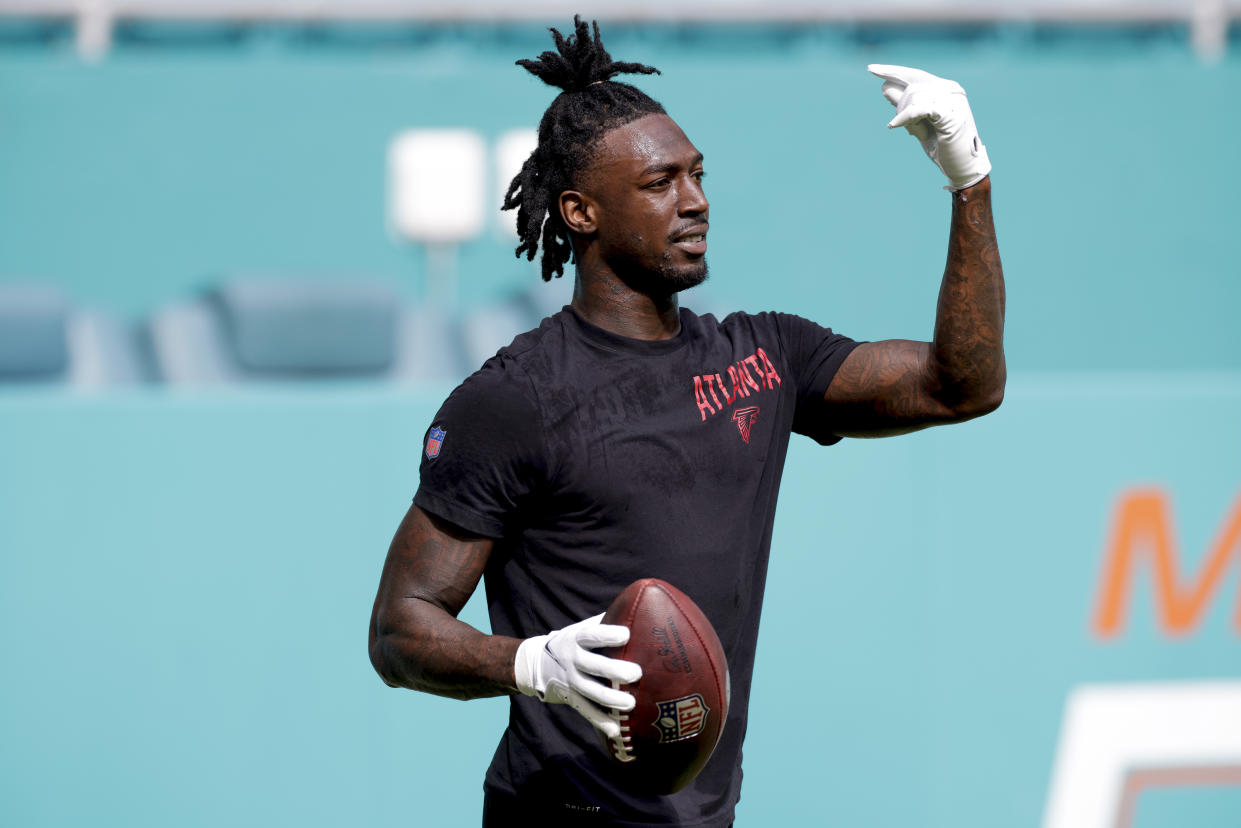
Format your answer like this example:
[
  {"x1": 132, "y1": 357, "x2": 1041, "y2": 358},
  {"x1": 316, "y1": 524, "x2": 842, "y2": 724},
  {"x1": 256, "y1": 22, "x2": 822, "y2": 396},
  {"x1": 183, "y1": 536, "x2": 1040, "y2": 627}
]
[{"x1": 616, "y1": 251, "x2": 709, "y2": 298}]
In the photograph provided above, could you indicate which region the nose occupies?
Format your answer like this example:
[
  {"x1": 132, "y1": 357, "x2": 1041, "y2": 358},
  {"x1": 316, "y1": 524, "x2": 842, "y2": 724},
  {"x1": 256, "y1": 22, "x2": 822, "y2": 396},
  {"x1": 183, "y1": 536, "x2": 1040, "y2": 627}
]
[{"x1": 680, "y1": 176, "x2": 709, "y2": 218}]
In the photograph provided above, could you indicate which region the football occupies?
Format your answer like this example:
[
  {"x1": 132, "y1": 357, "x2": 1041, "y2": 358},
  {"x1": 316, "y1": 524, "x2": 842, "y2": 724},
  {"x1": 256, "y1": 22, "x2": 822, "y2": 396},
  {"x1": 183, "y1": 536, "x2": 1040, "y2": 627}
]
[{"x1": 599, "y1": 578, "x2": 730, "y2": 794}]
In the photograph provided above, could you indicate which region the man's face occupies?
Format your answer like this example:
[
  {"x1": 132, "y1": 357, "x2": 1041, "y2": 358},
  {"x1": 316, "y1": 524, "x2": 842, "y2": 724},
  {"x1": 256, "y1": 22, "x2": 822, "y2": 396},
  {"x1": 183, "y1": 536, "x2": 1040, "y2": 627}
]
[{"x1": 577, "y1": 114, "x2": 710, "y2": 294}]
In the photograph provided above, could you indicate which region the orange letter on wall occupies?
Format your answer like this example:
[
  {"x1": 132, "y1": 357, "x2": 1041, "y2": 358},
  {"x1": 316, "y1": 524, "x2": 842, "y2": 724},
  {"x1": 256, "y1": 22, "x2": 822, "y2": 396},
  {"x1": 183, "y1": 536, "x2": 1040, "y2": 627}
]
[{"x1": 1094, "y1": 488, "x2": 1241, "y2": 638}]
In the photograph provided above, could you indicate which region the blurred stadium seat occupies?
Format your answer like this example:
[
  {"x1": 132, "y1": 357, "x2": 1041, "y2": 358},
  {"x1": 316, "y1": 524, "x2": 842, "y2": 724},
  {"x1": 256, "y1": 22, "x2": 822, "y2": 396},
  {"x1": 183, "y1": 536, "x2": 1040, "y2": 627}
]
[
  {"x1": 0, "y1": 282, "x2": 145, "y2": 387},
  {"x1": 0, "y1": 284, "x2": 67, "y2": 379},
  {"x1": 148, "y1": 277, "x2": 466, "y2": 384},
  {"x1": 218, "y1": 279, "x2": 398, "y2": 374}
]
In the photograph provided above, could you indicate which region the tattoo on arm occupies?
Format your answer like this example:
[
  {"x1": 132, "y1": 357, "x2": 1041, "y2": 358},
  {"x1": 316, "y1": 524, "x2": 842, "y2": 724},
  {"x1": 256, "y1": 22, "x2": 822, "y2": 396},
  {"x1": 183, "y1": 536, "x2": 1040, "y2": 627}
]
[
  {"x1": 933, "y1": 177, "x2": 1006, "y2": 409},
  {"x1": 825, "y1": 177, "x2": 1005, "y2": 437},
  {"x1": 368, "y1": 506, "x2": 521, "y2": 700}
]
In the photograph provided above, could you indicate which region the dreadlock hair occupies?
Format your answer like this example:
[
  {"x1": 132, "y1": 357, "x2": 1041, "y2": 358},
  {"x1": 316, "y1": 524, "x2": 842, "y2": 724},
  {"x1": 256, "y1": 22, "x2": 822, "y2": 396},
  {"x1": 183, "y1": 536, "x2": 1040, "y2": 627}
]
[{"x1": 502, "y1": 16, "x2": 667, "y2": 282}]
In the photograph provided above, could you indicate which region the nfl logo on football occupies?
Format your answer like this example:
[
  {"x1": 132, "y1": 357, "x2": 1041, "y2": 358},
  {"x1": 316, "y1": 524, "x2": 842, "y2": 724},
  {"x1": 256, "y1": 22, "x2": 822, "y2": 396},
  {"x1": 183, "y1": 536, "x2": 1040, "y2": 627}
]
[{"x1": 655, "y1": 694, "x2": 710, "y2": 743}]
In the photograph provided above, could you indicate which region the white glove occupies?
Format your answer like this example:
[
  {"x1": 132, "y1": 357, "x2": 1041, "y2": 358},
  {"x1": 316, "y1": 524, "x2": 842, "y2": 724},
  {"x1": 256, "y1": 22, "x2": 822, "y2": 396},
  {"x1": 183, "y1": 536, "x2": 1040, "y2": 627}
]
[
  {"x1": 868, "y1": 64, "x2": 991, "y2": 191},
  {"x1": 514, "y1": 612, "x2": 642, "y2": 739}
]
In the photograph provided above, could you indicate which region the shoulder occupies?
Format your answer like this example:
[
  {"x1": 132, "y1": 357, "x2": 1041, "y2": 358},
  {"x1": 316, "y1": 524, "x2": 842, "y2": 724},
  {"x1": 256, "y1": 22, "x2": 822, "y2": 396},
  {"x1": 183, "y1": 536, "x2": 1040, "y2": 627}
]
[
  {"x1": 423, "y1": 330, "x2": 554, "y2": 484},
  {"x1": 720, "y1": 310, "x2": 832, "y2": 333},
  {"x1": 449, "y1": 311, "x2": 570, "y2": 411},
  {"x1": 442, "y1": 356, "x2": 539, "y2": 427},
  {"x1": 678, "y1": 306, "x2": 766, "y2": 338},
  {"x1": 683, "y1": 308, "x2": 827, "y2": 350},
  {"x1": 496, "y1": 309, "x2": 565, "y2": 361},
  {"x1": 684, "y1": 307, "x2": 805, "y2": 332},
  {"x1": 728, "y1": 310, "x2": 853, "y2": 353}
]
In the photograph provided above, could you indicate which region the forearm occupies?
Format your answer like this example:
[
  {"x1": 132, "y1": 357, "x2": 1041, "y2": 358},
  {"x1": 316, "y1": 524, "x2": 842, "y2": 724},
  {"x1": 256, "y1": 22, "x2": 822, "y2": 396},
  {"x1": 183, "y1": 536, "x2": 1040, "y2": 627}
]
[
  {"x1": 368, "y1": 504, "x2": 519, "y2": 701},
  {"x1": 370, "y1": 603, "x2": 521, "y2": 700},
  {"x1": 929, "y1": 175, "x2": 1005, "y2": 414}
]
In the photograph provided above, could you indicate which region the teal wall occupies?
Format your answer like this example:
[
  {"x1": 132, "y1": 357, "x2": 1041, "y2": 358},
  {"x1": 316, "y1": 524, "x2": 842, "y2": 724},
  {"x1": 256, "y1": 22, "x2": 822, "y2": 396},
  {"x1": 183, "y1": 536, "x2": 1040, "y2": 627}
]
[
  {"x1": 2, "y1": 22, "x2": 1240, "y2": 827},
  {"x1": 3, "y1": 380, "x2": 1238, "y2": 826}
]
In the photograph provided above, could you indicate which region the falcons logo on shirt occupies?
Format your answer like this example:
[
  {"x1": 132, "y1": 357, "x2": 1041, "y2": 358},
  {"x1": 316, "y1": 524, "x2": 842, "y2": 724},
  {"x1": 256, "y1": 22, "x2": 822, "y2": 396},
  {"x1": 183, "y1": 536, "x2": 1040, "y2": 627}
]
[{"x1": 731, "y1": 406, "x2": 760, "y2": 444}]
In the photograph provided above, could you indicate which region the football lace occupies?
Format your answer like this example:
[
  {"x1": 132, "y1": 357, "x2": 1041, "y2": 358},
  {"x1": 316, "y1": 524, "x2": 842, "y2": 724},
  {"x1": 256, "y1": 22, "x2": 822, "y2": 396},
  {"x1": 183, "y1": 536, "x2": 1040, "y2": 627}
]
[{"x1": 608, "y1": 679, "x2": 635, "y2": 762}]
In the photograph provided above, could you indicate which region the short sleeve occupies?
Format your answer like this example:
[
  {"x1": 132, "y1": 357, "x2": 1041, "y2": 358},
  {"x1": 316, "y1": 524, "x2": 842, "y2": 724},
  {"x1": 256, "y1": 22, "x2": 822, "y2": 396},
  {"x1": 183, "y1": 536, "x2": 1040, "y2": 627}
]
[
  {"x1": 412, "y1": 357, "x2": 546, "y2": 539},
  {"x1": 771, "y1": 312, "x2": 861, "y2": 445}
]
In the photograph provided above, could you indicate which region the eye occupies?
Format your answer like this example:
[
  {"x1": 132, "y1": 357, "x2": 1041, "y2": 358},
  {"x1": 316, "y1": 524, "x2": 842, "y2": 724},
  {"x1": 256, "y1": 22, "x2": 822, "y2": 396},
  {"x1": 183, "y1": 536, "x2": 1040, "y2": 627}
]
[
  {"x1": 692, "y1": 170, "x2": 706, "y2": 182},
  {"x1": 643, "y1": 177, "x2": 671, "y2": 190}
]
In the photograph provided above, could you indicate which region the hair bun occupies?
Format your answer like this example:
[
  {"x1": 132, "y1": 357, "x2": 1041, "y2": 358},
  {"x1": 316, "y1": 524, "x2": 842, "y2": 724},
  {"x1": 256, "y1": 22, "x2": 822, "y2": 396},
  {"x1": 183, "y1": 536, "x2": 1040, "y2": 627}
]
[{"x1": 516, "y1": 15, "x2": 660, "y2": 93}]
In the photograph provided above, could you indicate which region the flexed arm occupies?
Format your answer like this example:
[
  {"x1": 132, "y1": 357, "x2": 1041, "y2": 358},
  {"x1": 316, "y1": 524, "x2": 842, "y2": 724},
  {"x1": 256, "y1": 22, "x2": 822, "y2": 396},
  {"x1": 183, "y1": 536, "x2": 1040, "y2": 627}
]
[
  {"x1": 369, "y1": 505, "x2": 518, "y2": 698},
  {"x1": 824, "y1": 66, "x2": 1005, "y2": 438},
  {"x1": 369, "y1": 504, "x2": 640, "y2": 737}
]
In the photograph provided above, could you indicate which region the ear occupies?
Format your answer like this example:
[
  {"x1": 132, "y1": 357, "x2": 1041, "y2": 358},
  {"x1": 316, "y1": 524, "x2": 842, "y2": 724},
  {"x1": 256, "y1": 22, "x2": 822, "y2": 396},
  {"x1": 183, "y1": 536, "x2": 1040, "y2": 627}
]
[{"x1": 558, "y1": 190, "x2": 597, "y2": 236}]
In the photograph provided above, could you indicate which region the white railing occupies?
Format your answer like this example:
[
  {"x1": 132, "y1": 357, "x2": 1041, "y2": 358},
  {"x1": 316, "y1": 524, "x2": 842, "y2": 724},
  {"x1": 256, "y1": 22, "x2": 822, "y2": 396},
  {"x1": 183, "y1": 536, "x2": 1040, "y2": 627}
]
[{"x1": 0, "y1": 0, "x2": 1236, "y2": 60}]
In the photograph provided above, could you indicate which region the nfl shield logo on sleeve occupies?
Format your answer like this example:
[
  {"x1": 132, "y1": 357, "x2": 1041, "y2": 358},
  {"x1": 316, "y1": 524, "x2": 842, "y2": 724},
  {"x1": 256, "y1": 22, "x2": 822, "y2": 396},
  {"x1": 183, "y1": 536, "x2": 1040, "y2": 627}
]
[{"x1": 425, "y1": 426, "x2": 446, "y2": 460}]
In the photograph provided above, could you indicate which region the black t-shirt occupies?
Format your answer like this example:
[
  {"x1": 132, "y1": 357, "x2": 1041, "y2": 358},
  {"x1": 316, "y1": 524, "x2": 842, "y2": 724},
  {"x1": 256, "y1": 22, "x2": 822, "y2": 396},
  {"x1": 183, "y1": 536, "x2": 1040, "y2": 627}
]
[{"x1": 414, "y1": 306, "x2": 858, "y2": 827}]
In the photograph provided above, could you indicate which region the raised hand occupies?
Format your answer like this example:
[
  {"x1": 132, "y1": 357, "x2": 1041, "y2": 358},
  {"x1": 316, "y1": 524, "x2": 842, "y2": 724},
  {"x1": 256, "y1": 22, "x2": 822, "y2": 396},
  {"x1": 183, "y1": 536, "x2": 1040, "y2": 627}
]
[{"x1": 868, "y1": 64, "x2": 991, "y2": 191}]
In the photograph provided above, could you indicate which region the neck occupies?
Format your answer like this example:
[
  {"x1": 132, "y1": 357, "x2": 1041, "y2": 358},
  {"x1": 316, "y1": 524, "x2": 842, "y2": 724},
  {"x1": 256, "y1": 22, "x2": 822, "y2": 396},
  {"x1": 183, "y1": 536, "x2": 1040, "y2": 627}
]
[{"x1": 571, "y1": 268, "x2": 682, "y2": 341}]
